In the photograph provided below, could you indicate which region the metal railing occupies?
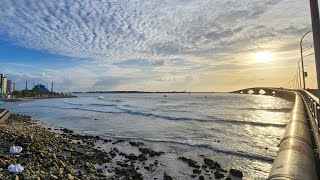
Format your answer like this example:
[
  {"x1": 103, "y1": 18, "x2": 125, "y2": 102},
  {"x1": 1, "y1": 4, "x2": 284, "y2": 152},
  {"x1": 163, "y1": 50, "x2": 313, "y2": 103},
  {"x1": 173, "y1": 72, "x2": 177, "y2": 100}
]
[
  {"x1": 300, "y1": 90, "x2": 320, "y2": 161},
  {"x1": 301, "y1": 90, "x2": 320, "y2": 133}
]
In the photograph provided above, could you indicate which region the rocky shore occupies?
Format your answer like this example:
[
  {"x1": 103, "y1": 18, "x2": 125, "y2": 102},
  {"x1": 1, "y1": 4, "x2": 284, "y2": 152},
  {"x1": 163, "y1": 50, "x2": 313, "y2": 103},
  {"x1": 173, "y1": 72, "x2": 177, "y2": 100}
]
[{"x1": 0, "y1": 114, "x2": 244, "y2": 179}]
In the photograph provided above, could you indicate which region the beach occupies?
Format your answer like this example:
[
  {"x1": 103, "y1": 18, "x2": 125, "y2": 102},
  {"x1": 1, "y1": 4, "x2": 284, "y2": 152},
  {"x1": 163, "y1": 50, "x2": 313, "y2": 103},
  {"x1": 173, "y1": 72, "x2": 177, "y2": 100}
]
[{"x1": 0, "y1": 113, "x2": 245, "y2": 180}]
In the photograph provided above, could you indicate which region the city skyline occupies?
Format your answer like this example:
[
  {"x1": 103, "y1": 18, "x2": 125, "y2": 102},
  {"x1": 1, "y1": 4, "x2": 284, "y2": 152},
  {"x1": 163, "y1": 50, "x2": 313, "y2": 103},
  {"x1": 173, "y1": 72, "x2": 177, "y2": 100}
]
[{"x1": 0, "y1": 0, "x2": 317, "y2": 92}]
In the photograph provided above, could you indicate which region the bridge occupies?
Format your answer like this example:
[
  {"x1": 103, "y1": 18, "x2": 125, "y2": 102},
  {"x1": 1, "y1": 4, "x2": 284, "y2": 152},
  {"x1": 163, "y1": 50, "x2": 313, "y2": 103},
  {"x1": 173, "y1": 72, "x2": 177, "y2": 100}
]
[{"x1": 231, "y1": 87, "x2": 320, "y2": 179}]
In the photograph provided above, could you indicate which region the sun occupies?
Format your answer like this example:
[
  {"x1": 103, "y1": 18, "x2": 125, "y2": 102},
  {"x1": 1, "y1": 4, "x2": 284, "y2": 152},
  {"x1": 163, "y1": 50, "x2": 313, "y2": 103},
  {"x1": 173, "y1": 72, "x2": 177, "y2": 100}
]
[{"x1": 256, "y1": 52, "x2": 272, "y2": 63}]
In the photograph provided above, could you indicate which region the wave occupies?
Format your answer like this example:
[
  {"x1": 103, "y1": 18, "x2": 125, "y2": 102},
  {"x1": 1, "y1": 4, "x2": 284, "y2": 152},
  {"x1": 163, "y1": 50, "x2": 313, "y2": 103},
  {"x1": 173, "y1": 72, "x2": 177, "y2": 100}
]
[
  {"x1": 115, "y1": 106, "x2": 197, "y2": 121},
  {"x1": 19, "y1": 104, "x2": 286, "y2": 128},
  {"x1": 63, "y1": 101, "x2": 84, "y2": 106},
  {"x1": 213, "y1": 119, "x2": 286, "y2": 128},
  {"x1": 238, "y1": 107, "x2": 292, "y2": 113},
  {"x1": 95, "y1": 134, "x2": 274, "y2": 162},
  {"x1": 90, "y1": 103, "x2": 118, "y2": 107}
]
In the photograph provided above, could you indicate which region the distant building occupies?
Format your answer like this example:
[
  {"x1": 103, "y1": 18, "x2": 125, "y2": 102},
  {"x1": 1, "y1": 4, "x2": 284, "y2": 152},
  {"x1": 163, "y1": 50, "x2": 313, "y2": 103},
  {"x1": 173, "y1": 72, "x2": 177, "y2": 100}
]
[
  {"x1": 32, "y1": 84, "x2": 49, "y2": 92},
  {"x1": 7, "y1": 80, "x2": 14, "y2": 94},
  {"x1": 0, "y1": 73, "x2": 3, "y2": 94},
  {"x1": 2, "y1": 77, "x2": 7, "y2": 95}
]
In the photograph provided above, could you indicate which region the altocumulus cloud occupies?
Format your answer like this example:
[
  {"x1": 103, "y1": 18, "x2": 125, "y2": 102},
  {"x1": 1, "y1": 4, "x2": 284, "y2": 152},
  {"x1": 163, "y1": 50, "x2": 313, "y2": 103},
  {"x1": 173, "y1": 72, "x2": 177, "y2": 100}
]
[{"x1": 0, "y1": 0, "x2": 313, "y2": 91}]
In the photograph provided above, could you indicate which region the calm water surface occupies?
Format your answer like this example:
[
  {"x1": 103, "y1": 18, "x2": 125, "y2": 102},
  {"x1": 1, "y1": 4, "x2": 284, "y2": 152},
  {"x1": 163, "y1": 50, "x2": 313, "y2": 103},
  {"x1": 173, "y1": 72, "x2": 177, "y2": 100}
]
[{"x1": 2, "y1": 93, "x2": 293, "y2": 179}]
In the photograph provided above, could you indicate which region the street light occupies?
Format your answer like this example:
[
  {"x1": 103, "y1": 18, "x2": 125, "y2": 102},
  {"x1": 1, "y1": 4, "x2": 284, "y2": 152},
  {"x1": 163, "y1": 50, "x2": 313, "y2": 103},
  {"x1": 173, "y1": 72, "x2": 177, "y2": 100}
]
[
  {"x1": 298, "y1": 58, "x2": 302, "y2": 89},
  {"x1": 300, "y1": 30, "x2": 312, "y2": 90}
]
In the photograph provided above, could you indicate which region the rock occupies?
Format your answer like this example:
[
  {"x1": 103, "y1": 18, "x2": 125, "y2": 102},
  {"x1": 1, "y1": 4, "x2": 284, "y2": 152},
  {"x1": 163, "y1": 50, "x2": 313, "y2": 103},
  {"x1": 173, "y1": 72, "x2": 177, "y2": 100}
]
[
  {"x1": 50, "y1": 175, "x2": 58, "y2": 179},
  {"x1": 116, "y1": 161, "x2": 129, "y2": 167},
  {"x1": 230, "y1": 169, "x2": 243, "y2": 178},
  {"x1": 127, "y1": 153, "x2": 138, "y2": 161},
  {"x1": 137, "y1": 154, "x2": 148, "y2": 161},
  {"x1": 129, "y1": 141, "x2": 144, "y2": 147},
  {"x1": 193, "y1": 169, "x2": 201, "y2": 174},
  {"x1": 164, "y1": 172, "x2": 173, "y2": 180},
  {"x1": 144, "y1": 166, "x2": 151, "y2": 171},
  {"x1": 190, "y1": 174, "x2": 197, "y2": 178},
  {"x1": 214, "y1": 171, "x2": 224, "y2": 179},
  {"x1": 204, "y1": 158, "x2": 214, "y2": 166},
  {"x1": 138, "y1": 148, "x2": 163, "y2": 157},
  {"x1": 199, "y1": 175, "x2": 204, "y2": 180},
  {"x1": 74, "y1": 147, "x2": 87, "y2": 155},
  {"x1": 178, "y1": 157, "x2": 200, "y2": 169},
  {"x1": 204, "y1": 158, "x2": 221, "y2": 169},
  {"x1": 61, "y1": 128, "x2": 73, "y2": 134},
  {"x1": 66, "y1": 174, "x2": 74, "y2": 180}
]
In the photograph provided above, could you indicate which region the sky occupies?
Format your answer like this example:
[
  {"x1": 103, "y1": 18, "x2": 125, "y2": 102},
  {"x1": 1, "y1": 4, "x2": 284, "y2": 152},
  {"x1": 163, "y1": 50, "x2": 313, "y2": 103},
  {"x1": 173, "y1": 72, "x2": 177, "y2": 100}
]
[{"x1": 0, "y1": 0, "x2": 317, "y2": 92}]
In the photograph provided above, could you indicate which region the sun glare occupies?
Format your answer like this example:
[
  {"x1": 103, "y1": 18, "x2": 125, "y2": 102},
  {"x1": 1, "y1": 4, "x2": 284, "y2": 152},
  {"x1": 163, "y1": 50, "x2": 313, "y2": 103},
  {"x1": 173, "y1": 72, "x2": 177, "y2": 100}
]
[{"x1": 256, "y1": 52, "x2": 272, "y2": 63}]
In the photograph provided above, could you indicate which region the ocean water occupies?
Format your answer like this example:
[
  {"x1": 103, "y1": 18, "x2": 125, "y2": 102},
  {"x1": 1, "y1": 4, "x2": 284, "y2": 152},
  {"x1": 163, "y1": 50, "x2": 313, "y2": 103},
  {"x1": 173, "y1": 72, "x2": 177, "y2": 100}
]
[{"x1": 1, "y1": 93, "x2": 293, "y2": 179}]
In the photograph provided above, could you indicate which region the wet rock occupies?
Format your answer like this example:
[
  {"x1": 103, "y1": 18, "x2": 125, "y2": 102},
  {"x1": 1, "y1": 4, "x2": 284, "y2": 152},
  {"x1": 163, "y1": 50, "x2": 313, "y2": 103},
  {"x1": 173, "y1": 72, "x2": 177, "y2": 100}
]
[
  {"x1": 204, "y1": 158, "x2": 221, "y2": 169},
  {"x1": 214, "y1": 171, "x2": 224, "y2": 179},
  {"x1": 117, "y1": 161, "x2": 129, "y2": 167},
  {"x1": 144, "y1": 166, "x2": 152, "y2": 171},
  {"x1": 178, "y1": 157, "x2": 201, "y2": 169},
  {"x1": 217, "y1": 168, "x2": 228, "y2": 173},
  {"x1": 138, "y1": 148, "x2": 164, "y2": 157},
  {"x1": 129, "y1": 141, "x2": 144, "y2": 147},
  {"x1": 163, "y1": 172, "x2": 173, "y2": 180},
  {"x1": 193, "y1": 169, "x2": 201, "y2": 174},
  {"x1": 190, "y1": 174, "x2": 197, "y2": 178},
  {"x1": 127, "y1": 153, "x2": 138, "y2": 161},
  {"x1": 138, "y1": 154, "x2": 147, "y2": 162},
  {"x1": 103, "y1": 139, "x2": 112, "y2": 143},
  {"x1": 61, "y1": 128, "x2": 73, "y2": 134},
  {"x1": 199, "y1": 175, "x2": 204, "y2": 180},
  {"x1": 230, "y1": 169, "x2": 243, "y2": 178}
]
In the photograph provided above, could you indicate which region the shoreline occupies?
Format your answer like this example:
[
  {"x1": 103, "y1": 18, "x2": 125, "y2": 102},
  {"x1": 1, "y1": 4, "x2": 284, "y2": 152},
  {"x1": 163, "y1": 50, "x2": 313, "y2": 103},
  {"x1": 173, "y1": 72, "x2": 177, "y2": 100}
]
[
  {"x1": 0, "y1": 113, "x2": 244, "y2": 179},
  {"x1": 2, "y1": 96, "x2": 77, "y2": 102}
]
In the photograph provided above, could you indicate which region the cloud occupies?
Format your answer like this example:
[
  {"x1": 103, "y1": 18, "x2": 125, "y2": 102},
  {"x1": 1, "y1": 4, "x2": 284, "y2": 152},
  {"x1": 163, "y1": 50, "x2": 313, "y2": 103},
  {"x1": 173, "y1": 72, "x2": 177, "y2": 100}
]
[{"x1": 0, "y1": 0, "x2": 314, "y2": 91}]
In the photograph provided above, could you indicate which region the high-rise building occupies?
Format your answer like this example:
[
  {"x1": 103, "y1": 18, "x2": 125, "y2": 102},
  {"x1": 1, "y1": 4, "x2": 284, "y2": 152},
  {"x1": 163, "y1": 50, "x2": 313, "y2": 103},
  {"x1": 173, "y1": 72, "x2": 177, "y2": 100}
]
[
  {"x1": 0, "y1": 73, "x2": 3, "y2": 94},
  {"x1": 2, "y1": 77, "x2": 7, "y2": 94},
  {"x1": 7, "y1": 80, "x2": 13, "y2": 94}
]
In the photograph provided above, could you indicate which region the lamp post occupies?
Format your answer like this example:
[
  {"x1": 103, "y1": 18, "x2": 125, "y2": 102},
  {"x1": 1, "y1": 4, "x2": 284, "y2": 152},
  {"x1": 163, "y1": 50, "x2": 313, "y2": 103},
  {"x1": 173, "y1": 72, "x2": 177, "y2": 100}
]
[
  {"x1": 300, "y1": 30, "x2": 312, "y2": 90},
  {"x1": 309, "y1": 0, "x2": 320, "y2": 98},
  {"x1": 298, "y1": 59, "x2": 302, "y2": 89}
]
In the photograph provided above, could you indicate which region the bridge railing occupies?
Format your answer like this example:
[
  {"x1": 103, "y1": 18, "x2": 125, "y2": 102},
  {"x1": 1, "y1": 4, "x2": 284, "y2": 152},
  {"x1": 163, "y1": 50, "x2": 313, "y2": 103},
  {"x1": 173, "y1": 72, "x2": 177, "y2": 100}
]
[
  {"x1": 300, "y1": 90, "x2": 320, "y2": 163},
  {"x1": 301, "y1": 90, "x2": 320, "y2": 133}
]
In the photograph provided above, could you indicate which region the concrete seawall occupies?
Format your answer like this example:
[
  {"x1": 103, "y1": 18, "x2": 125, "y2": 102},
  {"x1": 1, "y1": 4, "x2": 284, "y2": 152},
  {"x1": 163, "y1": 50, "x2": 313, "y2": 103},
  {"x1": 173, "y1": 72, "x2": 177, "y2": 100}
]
[{"x1": 268, "y1": 92, "x2": 318, "y2": 180}]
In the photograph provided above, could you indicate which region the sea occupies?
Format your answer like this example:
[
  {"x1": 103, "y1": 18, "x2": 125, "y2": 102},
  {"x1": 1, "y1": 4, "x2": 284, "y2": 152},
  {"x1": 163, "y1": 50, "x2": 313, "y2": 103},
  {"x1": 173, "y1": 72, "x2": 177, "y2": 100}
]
[{"x1": 1, "y1": 93, "x2": 293, "y2": 179}]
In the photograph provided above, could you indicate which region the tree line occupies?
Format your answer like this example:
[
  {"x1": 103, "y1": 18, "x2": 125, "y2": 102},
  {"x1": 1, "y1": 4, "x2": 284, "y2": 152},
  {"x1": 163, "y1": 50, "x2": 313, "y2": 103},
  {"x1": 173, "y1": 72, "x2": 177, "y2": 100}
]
[{"x1": 12, "y1": 90, "x2": 64, "y2": 98}]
